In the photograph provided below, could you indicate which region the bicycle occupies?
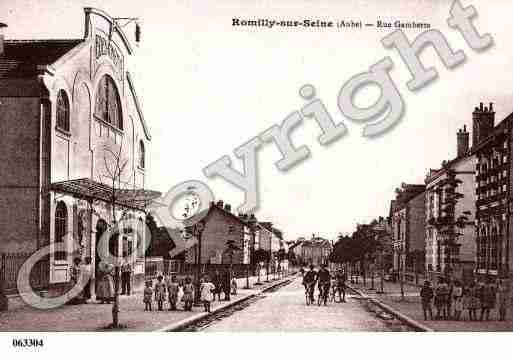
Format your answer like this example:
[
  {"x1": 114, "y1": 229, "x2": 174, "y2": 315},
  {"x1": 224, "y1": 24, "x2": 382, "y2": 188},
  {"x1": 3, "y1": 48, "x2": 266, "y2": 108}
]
[
  {"x1": 305, "y1": 282, "x2": 315, "y2": 306},
  {"x1": 317, "y1": 282, "x2": 329, "y2": 306}
]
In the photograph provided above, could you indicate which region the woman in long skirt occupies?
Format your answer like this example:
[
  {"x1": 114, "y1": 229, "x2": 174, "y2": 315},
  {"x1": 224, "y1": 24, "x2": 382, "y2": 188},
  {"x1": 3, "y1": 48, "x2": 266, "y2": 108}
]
[{"x1": 96, "y1": 263, "x2": 114, "y2": 304}]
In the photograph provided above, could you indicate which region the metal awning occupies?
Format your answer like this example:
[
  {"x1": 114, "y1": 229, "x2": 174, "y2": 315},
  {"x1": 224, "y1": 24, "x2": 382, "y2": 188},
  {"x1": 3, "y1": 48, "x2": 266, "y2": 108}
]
[{"x1": 49, "y1": 178, "x2": 162, "y2": 211}]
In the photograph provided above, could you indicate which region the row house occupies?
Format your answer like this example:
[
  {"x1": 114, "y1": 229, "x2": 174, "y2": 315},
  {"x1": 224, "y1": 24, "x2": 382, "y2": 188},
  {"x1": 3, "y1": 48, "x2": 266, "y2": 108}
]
[
  {"x1": 184, "y1": 201, "x2": 251, "y2": 266},
  {"x1": 390, "y1": 183, "x2": 426, "y2": 273},
  {"x1": 424, "y1": 125, "x2": 476, "y2": 281},
  {"x1": 472, "y1": 102, "x2": 513, "y2": 279}
]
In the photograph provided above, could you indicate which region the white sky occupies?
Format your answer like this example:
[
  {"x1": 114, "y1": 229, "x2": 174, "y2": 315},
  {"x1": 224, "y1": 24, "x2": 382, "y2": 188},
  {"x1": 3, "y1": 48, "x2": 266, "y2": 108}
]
[{"x1": 3, "y1": 0, "x2": 513, "y2": 242}]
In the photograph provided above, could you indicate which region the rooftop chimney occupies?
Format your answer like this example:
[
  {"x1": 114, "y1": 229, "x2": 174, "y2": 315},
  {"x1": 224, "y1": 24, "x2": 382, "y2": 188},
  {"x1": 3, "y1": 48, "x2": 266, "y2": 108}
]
[
  {"x1": 457, "y1": 124, "x2": 469, "y2": 157},
  {"x1": 472, "y1": 101, "x2": 495, "y2": 147},
  {"x1": 0, "y1": 23, "x2": 7, "y2": 56}
]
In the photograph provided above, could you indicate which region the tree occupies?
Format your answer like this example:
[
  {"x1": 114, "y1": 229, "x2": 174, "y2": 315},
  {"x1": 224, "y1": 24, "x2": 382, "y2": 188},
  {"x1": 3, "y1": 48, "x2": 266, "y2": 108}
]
[
  {"x1": 431, "y1": 168, "x2": 472, "y2": 280},
  {"x1": 96, "y1": 141, "x2": 159, "y2": 328}
]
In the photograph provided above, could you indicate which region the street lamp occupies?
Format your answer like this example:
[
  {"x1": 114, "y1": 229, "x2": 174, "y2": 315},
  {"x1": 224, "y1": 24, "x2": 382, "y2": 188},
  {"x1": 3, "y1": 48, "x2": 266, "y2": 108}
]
[
  {"x1": 189, "y1": 220, "x2": 205, "y2": 306},
  {"x1": 245, "y1": 214, "x2": 258, "y2": 289}
]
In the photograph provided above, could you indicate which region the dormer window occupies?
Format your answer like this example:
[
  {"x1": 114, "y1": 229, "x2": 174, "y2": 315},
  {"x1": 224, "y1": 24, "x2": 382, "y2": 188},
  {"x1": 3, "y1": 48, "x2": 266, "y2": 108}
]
[
  {"x1": 94, "y1": 75, "x2": 123, "y2": 130},
  {"x1": 56, "y1": 90, "x2": 70, "y2": 132}
]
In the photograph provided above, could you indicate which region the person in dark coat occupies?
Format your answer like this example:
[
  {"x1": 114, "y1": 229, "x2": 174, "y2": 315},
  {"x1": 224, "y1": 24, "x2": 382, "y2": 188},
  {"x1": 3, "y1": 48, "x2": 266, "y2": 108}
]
[
  {"x1": 212, "y1": 270, "x2": 222, "y2": 301},
  {"x1": 420, "y1": 280, "x2": 434, "y2": 320},
  {"x1": 222, "y1": 270, "x2": 231, "y2": 301}
]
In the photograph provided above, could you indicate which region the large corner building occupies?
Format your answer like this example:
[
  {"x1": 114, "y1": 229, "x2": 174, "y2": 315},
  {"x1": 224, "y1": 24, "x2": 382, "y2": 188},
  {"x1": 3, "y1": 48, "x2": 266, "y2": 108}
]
[{"x1": 0, "y1": 8, "x2": 157, "y2": 295}]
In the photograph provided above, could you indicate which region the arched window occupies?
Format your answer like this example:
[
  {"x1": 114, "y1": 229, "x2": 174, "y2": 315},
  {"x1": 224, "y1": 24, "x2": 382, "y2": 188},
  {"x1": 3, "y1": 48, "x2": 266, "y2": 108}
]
[
  {"x1": 55, "y1": 201, "x2": 68, "y2": 261},
  {"x1": 56, "y1": 90, "x2": 70, "y2": 132},
  {"x1": 94, "y1": 75, "x2": 123, "y2": 130},
  {"x1": 139, "y1": 140, "x2": 145, "y2": 169}
]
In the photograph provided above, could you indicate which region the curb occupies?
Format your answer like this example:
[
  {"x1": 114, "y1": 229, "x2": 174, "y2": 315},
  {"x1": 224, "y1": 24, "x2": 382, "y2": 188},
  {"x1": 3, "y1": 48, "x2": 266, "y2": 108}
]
[
  {"x1": 156, "y1": 277, "x2": 293, "y2": 332},
  {"x1": 347, "y1": 284, "x2": 434, "y2": 332}
]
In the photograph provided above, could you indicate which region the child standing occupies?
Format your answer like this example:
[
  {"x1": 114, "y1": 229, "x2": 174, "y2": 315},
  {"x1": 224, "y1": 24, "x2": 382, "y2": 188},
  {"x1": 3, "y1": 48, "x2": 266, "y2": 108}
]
[
  {"x1": 452, "y1": 280, "x2": 463, "y2": 320},
  {"x1": 183, "y1": 276, "x2": 195, "y2": 311},
  {"x1": 154, "y1": 275, "x2": 166, "y2": 311},
  {"x1": 144, "y1": 280, "x2": 153, "y2": 311},
  {"x1": 200, "y1": 276, "x2": 215, "y2": 312},
  {"x1": 231, "y1": 276, "x2": 238, "y2": 296}
]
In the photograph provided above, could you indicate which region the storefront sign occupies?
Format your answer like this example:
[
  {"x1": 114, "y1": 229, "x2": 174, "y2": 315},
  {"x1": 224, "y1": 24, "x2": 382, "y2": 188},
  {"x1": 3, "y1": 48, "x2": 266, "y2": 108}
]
[{"x1": 95, "y1": 35, "x2": 123, "y2": 75}]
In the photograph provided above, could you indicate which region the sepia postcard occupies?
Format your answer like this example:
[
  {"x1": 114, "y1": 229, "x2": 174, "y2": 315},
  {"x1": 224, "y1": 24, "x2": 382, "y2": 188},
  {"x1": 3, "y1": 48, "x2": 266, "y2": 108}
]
[{"x1": 1, "y1": 0, "x2": 513, "y2": 356}]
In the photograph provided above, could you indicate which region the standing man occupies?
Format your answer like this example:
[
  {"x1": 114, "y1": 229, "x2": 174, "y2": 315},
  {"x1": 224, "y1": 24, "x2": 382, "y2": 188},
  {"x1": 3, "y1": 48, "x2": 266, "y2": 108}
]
[
  {"x1": 303, "y1": 265, "x2": 317, "y2": 303},
  {"x1": 317, "y1": 263, "x2": 331, "y2": 306},
  {"x1": 336, "y1": 269, "x2": 347, "y2": 303},
  {"x1": 420, "y1": 280, "x2": 434, "y2": 320},
  {"x1": 120, "y1": 258, "x2": 132, "y2": 296},
  {"x1": 223, "y1": 270, "x2": 231, "y2": 301}
]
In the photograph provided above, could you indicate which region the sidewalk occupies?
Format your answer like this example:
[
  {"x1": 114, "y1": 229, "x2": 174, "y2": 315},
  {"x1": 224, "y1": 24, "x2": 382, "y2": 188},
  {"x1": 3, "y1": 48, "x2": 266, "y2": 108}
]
[
  {"x1": 0, "y1": 273, "x2": 293, "y2": 331},
  {"x1": 349, "y1": 276, "x2": 513, "y2": 331}
]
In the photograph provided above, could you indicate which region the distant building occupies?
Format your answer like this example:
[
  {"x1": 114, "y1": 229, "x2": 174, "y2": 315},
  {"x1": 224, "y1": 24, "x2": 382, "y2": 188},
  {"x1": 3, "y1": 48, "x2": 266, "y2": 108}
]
[
  {"x1": 184, "y1": 201, "x2": 251, "y2": 266},
  {"x1": 425, "y1": 125, "x2": 476, "y2": 280},
  {"x1": 293, "y1": 235, "x2": 332, "y2": 266},
  {"x1": 391, "y1": 183, "x2": 426, "y2": 272}
]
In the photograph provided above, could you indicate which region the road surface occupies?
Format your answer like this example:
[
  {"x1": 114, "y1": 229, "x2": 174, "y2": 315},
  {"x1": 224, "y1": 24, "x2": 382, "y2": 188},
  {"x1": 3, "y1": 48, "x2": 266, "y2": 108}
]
[{"x1": 199, "y1": 277, "x2": 411, "y2": 331}]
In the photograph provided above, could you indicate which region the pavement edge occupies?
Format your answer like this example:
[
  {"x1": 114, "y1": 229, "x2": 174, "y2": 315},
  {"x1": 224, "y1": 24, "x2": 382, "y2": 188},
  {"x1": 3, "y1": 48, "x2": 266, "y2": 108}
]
[
  {"x1": 347, "y1": 284, "x2": 434, "y2": 332},
  {"x1": 156, "y1": 276, "x2": 294, "y2": 332}
]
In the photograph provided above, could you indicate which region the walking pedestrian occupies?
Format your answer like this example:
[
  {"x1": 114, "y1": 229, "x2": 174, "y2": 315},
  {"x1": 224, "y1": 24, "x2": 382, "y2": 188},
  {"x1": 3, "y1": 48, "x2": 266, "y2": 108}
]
[
  {"x1": 200, "y1": 275, "x2": 215, "y2": 312},
  {"x1": 166, "y1": 275, "x2": 180, "y2": 311},
  {"x1": 143, "y1": 280, "x2": 153, "y2": 311},
  {"x1": 452, "y1": 280, "x2": 463, "y2": 320},
  {"x1": 183, "y1": 276, "x2": 194, "y2": 311},
  {"x1": 120, "y1": 258, "x2": 132, "y2": 295},
  {"x1": 420, "y1": 280, "x2": 434, "y2": 320},
  {"x1": 497, "y1": 278, "x2": 509, "y2": 321},
  {"x1": 154, "y1": 275, "x2": 166, "y2": 311}
]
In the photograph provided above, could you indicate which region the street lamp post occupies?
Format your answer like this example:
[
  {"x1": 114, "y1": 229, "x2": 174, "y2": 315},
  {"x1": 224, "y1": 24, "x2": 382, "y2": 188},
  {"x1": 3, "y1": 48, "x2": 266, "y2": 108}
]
[
  {"x1": 191, "y1": 221, "x2": 205, "y2": 306},
  {"x1": 245, "y1": 214, "x2": 257, "y2": 289}
]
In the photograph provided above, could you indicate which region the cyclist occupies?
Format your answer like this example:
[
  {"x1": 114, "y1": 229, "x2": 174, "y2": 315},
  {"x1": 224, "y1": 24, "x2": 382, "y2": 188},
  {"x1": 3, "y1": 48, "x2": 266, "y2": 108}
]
[
  {"x1": 317, "y1": 263, "x2": 331, "y2": 306},
  {"x1": 303, "y1": 265, "x2": 317, "y2": 303},
  {"x1": 335, "y1": 269, "x2": 347, "y2": 302}
]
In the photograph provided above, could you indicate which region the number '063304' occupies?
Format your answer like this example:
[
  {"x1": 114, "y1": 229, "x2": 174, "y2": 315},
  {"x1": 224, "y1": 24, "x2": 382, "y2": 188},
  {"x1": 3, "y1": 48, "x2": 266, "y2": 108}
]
[{"x1": 12, "y1": 338, "x2": 44, "y2": 348}]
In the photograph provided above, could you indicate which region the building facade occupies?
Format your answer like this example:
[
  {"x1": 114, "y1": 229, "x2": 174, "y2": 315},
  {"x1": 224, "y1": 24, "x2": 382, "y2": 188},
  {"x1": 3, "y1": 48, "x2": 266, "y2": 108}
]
[
  {"x1": 0, "y1": 8, "x2": 156, "y2": 294},
  {"x1": 184, "y1": 201, "x2": 251, "y2": 266},
  {"x1": 472, "y1": 102, "x2": 513, "y2": 279},
  {"x1": 391, "y1": 183, "x2": 426, "y2": 272},
  {"x1": 425, "y1": 125, "x2": 476, "y2": 279}
]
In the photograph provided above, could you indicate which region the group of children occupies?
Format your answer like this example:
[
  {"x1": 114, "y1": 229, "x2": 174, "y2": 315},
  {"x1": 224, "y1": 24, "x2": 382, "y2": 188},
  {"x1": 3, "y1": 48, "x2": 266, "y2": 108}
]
[
  {"x1": 143, "y1": 274, "x2": 238, "y2": 313},
  {"x1": 420, "y1": 277, "x2": 509, "y2": 321}
]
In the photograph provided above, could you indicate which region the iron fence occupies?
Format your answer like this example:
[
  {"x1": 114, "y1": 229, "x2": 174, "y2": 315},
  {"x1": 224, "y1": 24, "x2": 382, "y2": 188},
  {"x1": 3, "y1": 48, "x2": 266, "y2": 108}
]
[{"x1": 0, "y1": 252, "x2": 49, "y2": 294}]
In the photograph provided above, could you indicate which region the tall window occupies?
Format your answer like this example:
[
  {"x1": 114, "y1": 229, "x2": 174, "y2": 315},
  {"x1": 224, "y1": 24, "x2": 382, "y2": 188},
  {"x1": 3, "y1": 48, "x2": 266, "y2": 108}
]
[
  {"x1": 56, "y1": 90, "x2": 70, "y2": 132},
  {"x1": 55, "y1": 201, "x2": 68, "y2": 261},
  {"x1": 139, "y1": 140, "x2": 145, "y2": 169},
  {"x1": 94, "y1": 75, "x2": 123, "y2": 130}
]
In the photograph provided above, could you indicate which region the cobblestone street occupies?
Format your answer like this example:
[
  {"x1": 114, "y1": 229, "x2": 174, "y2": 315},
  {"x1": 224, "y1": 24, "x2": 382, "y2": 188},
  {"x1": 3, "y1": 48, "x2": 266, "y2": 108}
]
[{"x1": 200, "y1": 277, "x2": 411, "y2": 331}]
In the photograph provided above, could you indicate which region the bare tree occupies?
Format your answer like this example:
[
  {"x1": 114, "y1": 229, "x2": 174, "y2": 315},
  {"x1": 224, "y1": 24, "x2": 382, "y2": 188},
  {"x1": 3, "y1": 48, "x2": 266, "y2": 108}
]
[{"x1": 96, "y1": 140, "x2": 150, "y2": 329}]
